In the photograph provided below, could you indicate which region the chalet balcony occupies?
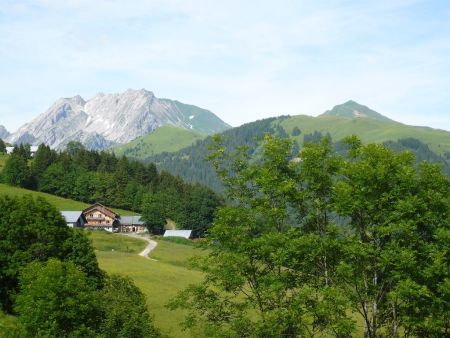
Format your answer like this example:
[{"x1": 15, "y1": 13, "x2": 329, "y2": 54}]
[{"x1": 86, "y1": 216, "x2": 106, "y2": 221}]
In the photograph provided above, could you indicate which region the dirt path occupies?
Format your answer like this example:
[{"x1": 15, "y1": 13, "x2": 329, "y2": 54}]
[{"x1": 122, "y1": 233, "x2": 158, "y2": 259}]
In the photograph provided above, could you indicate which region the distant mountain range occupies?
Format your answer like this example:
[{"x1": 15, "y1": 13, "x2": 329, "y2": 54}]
[{"x1": 5, "y1": 89, "x2": 230, "y2": 149}]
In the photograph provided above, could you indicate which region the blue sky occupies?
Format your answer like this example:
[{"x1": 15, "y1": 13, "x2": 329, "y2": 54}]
[{"x1": 1, "y1": 0, "x2": 449, "y2": 132}]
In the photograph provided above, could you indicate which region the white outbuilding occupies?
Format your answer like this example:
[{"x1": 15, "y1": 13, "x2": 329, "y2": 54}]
[{"x1": 163, "y1": 230, "x2": 193, "y2": 239}]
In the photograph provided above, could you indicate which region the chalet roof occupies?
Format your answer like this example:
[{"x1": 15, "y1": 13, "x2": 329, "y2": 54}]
[
  {"x1": 61, "y1": 211, "x2": 85, "y2": 223},
  {"x1": 82, "y1": 203, "x2": 119, "y2": 219},
  {"x1": 163, "y1": 230, "x2": 192, "y2": 239},
  {"x1": 120, "y1": 215, "x2": 144, "y2": 225}
]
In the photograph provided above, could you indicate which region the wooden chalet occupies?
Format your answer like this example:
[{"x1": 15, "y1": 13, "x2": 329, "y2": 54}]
[{"x1": 82, "y1": 203, "x2": 120, "y2": 232}]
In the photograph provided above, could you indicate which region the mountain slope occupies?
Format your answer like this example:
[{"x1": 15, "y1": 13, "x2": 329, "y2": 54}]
[
  {"x1": 280, "y1": 114, "x2": 449, "y2": 155},
  {"x1": 145, "y1": 102, "x2": 450, "y2": 191},
  {"x1": 6, "y1": 89, "x2": 230, "y2": 150},
  {"x1": 320, "y1": 100, "x2": 394, "y2": 122},
  {"x1": 113, "y1": 125, "x2": 205, "y2": 159},
  {"x1": 0, "y1": 125, "x2": 10, "y2": 139}
]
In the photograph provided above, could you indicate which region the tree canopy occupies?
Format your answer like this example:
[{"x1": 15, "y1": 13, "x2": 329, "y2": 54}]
[{"x1": 169, "y1": 134, "x2": 450, "y2": 337}]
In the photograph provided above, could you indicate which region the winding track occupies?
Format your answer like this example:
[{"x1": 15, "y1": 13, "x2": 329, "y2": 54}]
[{"x1": 123, "y1": 233, "x2": 158, "y2": 259}]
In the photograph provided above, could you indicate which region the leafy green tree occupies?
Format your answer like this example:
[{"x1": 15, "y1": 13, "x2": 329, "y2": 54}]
[
  {"x1": 333, "y1": 136, "x2": 450, "y2": 337},
  {"x1": 171, "y1": 133, "x2": 449, "y2": 337},
  {"x1": 63, "y1": 229, "x2": 105, "y2": 288},
  {"x1": 2, "y1": 154, "x2": 30, "y2": 187},
  {"x1": 169, "y1": 134, "x2": 354, "y2": 337},
  {"x1": 98, "y1": 275, "x2": 161, "y2": 337},
  {"x1": 141, "y1": 193, "x2": 167, "y2": 234},
  {"x1": 38, "y1": 162, "x2": 75, "y2": 197},
  {"x1": 0, "y1": 196, "x2": 104, "y2": 312},
  {"x1": 182, "y1": 184, "x2": 223, "y2": 237},
  {"x1": 15, "y1": 259, "x2": 100, "y2": 338}
]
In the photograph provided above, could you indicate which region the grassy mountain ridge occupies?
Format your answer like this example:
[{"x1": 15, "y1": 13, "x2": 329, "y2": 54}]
[
  {"x1": 280, "y1": 114, "x2": 450, "y2": 155},
  {"x1": 320, "y1": 100, "x2": 394, "y2": 122},
  {"x1": 112, "y1": 125, "x2": 205, "y2": 159},
  {"x1": 144, "y1": 103, "x2": 450, "y2": 191}
]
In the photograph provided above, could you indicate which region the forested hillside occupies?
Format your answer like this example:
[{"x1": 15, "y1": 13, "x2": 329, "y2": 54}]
[
  {"x1": 146, "y1": 117, "x2": 292, "y2": 191},
  {"x1": 145, "y1": 114, "x2": 450, "y2": 191},
  {"x1": 0, "y1": 143, "x2": 222, "y2": 236}
]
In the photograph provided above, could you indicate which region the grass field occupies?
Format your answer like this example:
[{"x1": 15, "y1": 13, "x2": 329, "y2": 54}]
[
  {"x1": 280, "y1": 115, "x2": 450, "y2": 155},
  {"x1": 113, "y1": 125, "x2": 205, "y2": 160},
  {"x1": 90, "y1": 232, "x2": 205, "y2": 338},
  {"x1": 0, "y1": 183, "x2": 136, "y2": 215}
]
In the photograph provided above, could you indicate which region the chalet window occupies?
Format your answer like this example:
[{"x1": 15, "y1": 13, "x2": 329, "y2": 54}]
[
  {"x1": 90, "y1": 214, "x2": 93, "y2": 217},
  {"x1": 98, "y1": 220, "x2": 101, "y2": 224},
  {"x1": 106, "y1": 220, "x2": 110, "y2": 224}
]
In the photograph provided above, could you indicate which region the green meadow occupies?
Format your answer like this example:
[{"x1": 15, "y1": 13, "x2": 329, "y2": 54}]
[
  {"x1": 0, "y1": 183, "x2": 136, "y2": 215},
  {"x1": 90, "y1": 232, "x2": 205, "y2": 338},
  {"x1": 280, "y1": 115, "x2": 450, "y2": 155},
  {"x1": 113, "y1": 125, "x2": 205, "y2": 160}
]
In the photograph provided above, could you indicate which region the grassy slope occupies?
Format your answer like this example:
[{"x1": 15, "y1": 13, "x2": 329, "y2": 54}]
[
  {"x1": 280, "y1": 115, "x2": 450, "y2": 155},
  {"x1": 0, "y1": 154, "x2": 7, "y2": 172},
  {"x1": 91, "y1": 232, "x2": 205, "y2": 338},
  {"x1": 113, "y1": 126, "x2": 205, "y2": 160},
  {"x1": 0, "y1": 183, "x2": 136, "y2": 215}
]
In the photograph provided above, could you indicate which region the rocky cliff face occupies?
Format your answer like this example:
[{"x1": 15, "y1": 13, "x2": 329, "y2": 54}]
[
  {"x1": 0, "y1": 125, "x2": 10, "y2": 139},
  {"x1": 6, "y1": 89, "x2": 230, "y2": 149}
]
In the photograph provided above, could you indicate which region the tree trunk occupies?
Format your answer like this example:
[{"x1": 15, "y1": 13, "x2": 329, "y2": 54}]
[{"x1": 372, "y1": 271, "x2": 378, "y2": 338}]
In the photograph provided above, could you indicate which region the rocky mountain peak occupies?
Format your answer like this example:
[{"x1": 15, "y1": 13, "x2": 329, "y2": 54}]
[{"x1": 6, "y1": 89, "x2": 230, "y2": 150}]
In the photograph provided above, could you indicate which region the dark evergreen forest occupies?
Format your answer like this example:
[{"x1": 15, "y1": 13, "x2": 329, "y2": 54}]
[{"x1": 0, "y1": 142, "x2": 222, "y2": 237}]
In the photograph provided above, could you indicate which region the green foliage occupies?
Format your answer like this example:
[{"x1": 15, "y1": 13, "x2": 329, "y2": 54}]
[
  {"x1": 29, "y1": 144, "x2": 57, "y2": 186},
  {"x1": 170, "y1": 134, "x2": 450, "y2": 337},
  {"x1": 147, "y1": 117, "x2": 288, "y2": 191},
  {"x1": 15, "y1": 259, "x2": 101, "y2": 337},
  {"x1": 15, "y1": 260, "x2": 161, "y2": 338},
  {"x1": 141, "y1": 193, "x2": 167, "y2": 234},
  {"x1": 11, "y1": 144, "x2": 31, "y2": 161},
  {"x1": 0, "y1": 141, "x2": 221, "y2": 236},
  {"x1": 170, "y1": 134, "x2": 354, "y2": 337},
  {"x1": 148, "y1": 114, "x2": 450, "y2": 192},
  {"x1": 0, "y1": 196, "x2": 104, "y2": 312},
  {"x1": 98, "y1": 275, "x2": 161, "y2": 337},
  {"x1": 1, "y1": 155, "x2": 30, "y2": 187},
  {"x1": 0, "y1": 139, "x2": 6, "y2": 154}
]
